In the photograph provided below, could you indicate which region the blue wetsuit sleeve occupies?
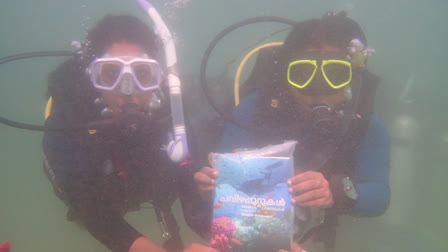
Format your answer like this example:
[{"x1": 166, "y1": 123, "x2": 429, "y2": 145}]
[
  {"x1": 219, "y1": 93, "x2": 257, "y2": 152},
  {"x1": 352, "y1": 115, "x2": 391, "y2": 216}
]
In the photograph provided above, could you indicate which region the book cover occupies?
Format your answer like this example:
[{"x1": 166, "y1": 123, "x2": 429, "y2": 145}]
[{"x1": 210, "y1": 142, "x2": 296, "y2": 252}]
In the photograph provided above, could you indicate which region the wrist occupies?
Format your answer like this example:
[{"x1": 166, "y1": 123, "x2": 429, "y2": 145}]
[{"x1": 328, "y1": 174, "x2": 359, "y2": 214}]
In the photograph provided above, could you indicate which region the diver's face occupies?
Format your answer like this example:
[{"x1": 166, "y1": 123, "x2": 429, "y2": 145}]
[
  {"x1": 288, "y1": 45, "x2": 351, "y2": 114},
  {"x1": 99, "y1": 42, "x2": 153, "y2": 114}
]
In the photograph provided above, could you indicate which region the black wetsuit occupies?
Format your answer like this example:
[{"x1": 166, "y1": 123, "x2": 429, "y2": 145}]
[{"x1": 42, "y1": 103, "x2": 211, "y2": 252}]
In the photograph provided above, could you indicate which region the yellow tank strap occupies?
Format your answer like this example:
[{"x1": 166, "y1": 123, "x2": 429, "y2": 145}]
[
  {"x1": 45, "y1": 96, "x2": 53, "y2": 120},
  {"x1": 234, "y1": 42, "x2": 284, "y2": 106}
]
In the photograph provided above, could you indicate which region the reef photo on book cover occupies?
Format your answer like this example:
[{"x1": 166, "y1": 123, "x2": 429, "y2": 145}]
[{"x1": 210, "y1": 142, "x2": 296, "y2": 252}]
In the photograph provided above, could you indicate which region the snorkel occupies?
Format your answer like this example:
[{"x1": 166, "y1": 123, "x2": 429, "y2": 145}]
[{"x1": 136, "y1": 0, "x2": 188, "y2": 163}]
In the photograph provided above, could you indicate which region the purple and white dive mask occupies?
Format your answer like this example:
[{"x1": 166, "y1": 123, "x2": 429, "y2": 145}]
[{"x1": 89, "y1": 56, "x2": 162, "y2": 95}]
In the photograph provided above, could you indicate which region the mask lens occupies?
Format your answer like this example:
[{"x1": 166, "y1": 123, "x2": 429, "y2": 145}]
[
  {"x1": 131, "y1": 62, "x2": 157, "y2": 88},
  {"x1": 288, "y1": 61, "x2": 316, "y2": 88},
  {"x1": 322, "y1": 62, "x2": 351, "y2": 88},
  {"x1": 99, "y1": 62, "x2": 122, "y2": 87},
  {"x1": 91, "y1": 58, "x2": 161, "y2": 91}
]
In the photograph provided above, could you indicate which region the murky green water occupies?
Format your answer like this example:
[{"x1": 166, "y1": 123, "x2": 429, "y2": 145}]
[{"x1": 1, "y1": 0, "x2": 447, "y2": 251}]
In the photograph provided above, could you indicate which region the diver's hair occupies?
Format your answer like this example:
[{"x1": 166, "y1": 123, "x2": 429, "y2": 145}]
[
  {"x1": 84, "y1": 14, "x2": 160, "y2": 64},
  {"x1": 279, "y1": 11, "x2": 367, "y2": 63}
]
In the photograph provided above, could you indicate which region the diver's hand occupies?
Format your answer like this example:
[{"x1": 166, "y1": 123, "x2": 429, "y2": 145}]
[
  {"x1": 288, "y1": 171, "x2": 334, "y2": 209},
  {"x1": 129, "y1": 237, "x2": 168, "y2": 252},
  {"x1": 290, "y1": 241, "x2": 307, "y2": 252},
  {"x1": 183, "y1": 243, "x2": 219, "y2": 252},
  {"x1": 194, "y1": 166, "x2": 219, "y2": 200}
]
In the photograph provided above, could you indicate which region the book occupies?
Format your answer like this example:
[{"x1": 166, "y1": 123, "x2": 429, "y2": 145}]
[{"x1": 210, "y1": 141, "x2": 296, "y2": 252}]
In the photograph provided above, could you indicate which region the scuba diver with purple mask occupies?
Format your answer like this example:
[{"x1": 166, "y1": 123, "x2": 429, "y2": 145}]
[
  {"x1": 195, "y1": 11, "x2": 390, "y2": 252},
  {"x1": 41, "y1": 12, "x2": 217, "y2": 252},
  {"x1": 0, "y1": 1, "x2": 217, "y2": 251}
]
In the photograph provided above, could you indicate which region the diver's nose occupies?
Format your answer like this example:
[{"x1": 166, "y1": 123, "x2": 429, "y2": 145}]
[{"x1": 120, "y1": 74, "x2": 136, "y2": 95}]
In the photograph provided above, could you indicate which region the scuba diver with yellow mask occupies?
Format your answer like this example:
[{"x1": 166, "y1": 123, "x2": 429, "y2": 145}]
[{"x1": 195, "y1": 11, "x2": 390, "y2": 252}]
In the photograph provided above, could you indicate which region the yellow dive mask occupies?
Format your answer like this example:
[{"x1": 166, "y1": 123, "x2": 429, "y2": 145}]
[{"x1": 287, "y1": 59, "x2": 352, "y2": 89}]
